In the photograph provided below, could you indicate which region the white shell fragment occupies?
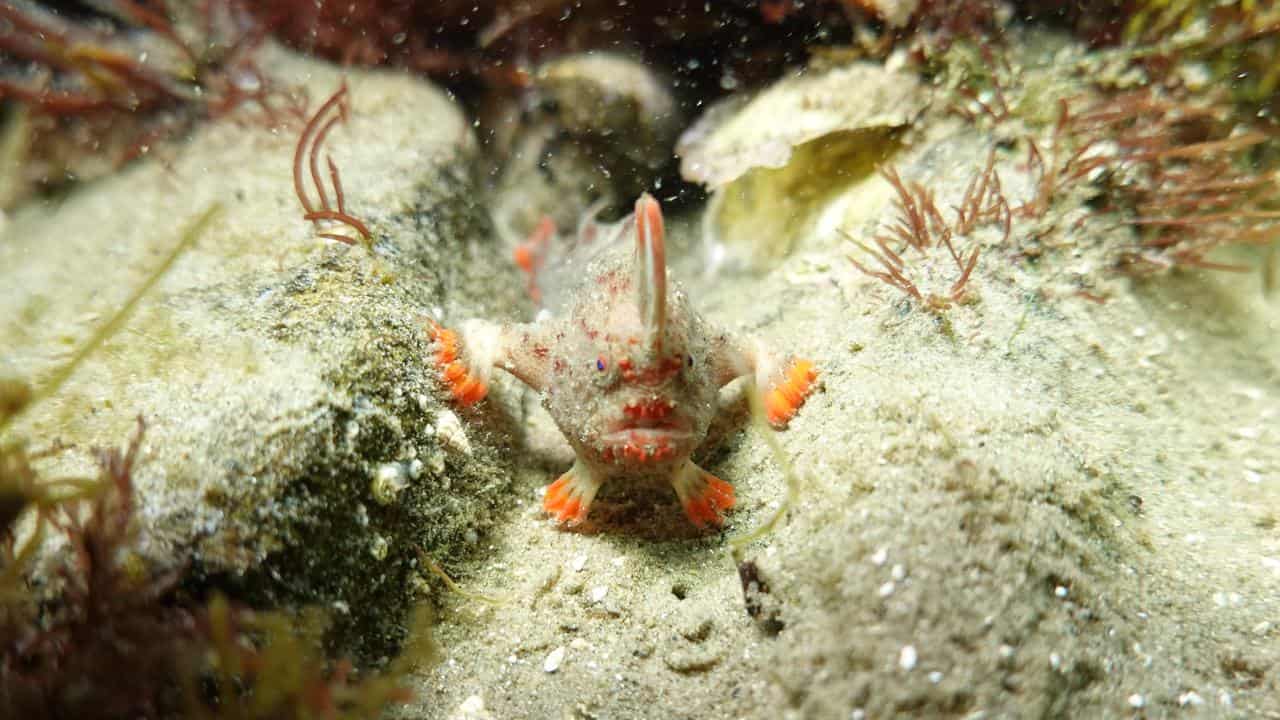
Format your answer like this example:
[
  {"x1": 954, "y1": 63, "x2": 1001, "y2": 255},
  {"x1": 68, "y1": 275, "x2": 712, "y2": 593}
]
[
  {"x1": 678, "y1": 62, "x2": 927, "y2": 190},
  {"x1": 434, "y1": 409, "x2": 472, "y2": 456},
  {"x1": 543, "y1": 645, "x2": 566, "y2": 673},
  {"x1": 899, "y1": 645, "x2": 918, "y2": 671}
]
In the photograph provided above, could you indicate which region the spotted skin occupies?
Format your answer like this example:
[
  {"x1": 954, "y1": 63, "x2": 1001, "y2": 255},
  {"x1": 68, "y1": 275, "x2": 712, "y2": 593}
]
[{"x1": 427, "y1": 194, "x2": 817, "y2": 528}]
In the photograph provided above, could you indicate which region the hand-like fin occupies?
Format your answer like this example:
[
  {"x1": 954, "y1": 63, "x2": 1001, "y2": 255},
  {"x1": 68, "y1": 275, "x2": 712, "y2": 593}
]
[
  {"x1": 543, "y1": 461, "x2": 604, "y2": 525},
  {"x1": 672, "y1": 461, "x2": 735, "y2": 528}
]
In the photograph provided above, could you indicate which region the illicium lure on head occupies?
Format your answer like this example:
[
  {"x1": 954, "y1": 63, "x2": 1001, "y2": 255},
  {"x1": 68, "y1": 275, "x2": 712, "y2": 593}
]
[{"x1": 427, "y1": 194, "x2": 818, "y2": 529}]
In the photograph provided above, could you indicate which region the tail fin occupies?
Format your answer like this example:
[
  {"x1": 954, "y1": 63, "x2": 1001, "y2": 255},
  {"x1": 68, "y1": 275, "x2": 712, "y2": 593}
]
[{"x1": 634, "y1": 193, "x2": 667, "y2": 354}]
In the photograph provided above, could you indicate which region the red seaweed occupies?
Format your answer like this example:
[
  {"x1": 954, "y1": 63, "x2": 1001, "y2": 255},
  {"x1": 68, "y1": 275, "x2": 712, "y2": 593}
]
[
  {"x1": 848, "y1": 151, "x2": 1009, "y2": 311},
  {"x1": 1018, "y1": 87, "x2": 1278, "y2": 272},
  {"x1": 292, "y1": 82, "x2": 373, "y2": 248},
  {"x1": 0, "y1": 417, "x2": 424, "y2": 719},
  {"x1": 0, "y1": 0, "x2": 304, "y2": 201}
]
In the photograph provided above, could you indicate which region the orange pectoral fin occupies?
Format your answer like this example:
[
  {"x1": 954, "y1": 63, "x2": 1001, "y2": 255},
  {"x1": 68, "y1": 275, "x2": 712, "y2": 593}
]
[
  {"x1": 425, "y1": 320, "x2": 490, "y2": 406},
  {"x1": 765, "y1": 358, "x2": 818, "y2": 428}
]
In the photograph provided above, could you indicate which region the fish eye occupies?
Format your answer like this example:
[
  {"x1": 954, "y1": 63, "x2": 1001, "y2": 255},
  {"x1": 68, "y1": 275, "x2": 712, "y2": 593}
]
[{"x1": 596, "y1": 356, "x2": 606, "y2": 372}]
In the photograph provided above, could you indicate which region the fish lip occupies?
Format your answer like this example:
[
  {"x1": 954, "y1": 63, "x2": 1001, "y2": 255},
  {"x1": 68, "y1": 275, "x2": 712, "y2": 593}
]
[{"x1": 600, "y1": 426, "x2": 694, "y2": 445}]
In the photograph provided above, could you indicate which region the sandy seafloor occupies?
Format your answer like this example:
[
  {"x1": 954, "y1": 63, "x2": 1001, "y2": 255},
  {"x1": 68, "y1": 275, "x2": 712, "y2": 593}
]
[{"x1": 412, "y1": 192, "x2": 1280, "y2": 719}]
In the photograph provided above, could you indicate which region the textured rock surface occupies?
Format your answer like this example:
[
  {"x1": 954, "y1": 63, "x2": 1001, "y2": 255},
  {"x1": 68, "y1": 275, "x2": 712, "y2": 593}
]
[{"x1": 0, "y1": 49, "x2": 526, "y2": 659}]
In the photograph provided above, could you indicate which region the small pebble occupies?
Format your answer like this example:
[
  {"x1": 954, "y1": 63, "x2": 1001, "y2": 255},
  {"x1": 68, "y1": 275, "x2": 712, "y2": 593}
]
[
  {"x1": 870, "y1": 548, "x2": 888, "y2": 566},
  {"x1": 1054, "y1": 585, "x2": 1068, "y2": 598},
  {"x1": 543, "y1": 646, "x2": 566, "y2": 673},
  {"x1": 571, "y1": 554, "x2": 588, "y2": 572},
  {"x1": 1178, "y1": 691, "x2": 1204, "y2": 707},
  {"x1": 368, "y1": 534, "x2": 389, "y2": 561},
  {"x1": 1127, "y1": 694, "x2": 1144, "y2": 709},
  {"x1": 448, "y1": 695, "x2": 495, "y2": 720},
  {"x1": 928, "y1": 671, "x2": 943, "y2": 684},
  {"x1": 878, "y1": 581, "x2": 896, "y2": 598},
  {"x1": 898, "y1": 645, "x2": 917, "y2": 671},
  {"x1": 890, "y1": 564, "x2": 906, "y2": 581},
  {"x1": 590, "y1": 586, "x2": 608, "y2": 603}
]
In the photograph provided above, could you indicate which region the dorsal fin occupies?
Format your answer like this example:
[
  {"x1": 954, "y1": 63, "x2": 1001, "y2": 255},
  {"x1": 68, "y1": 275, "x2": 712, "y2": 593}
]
[{"x1": 634, "y1": 193, "x2": 667, "y2": 356}]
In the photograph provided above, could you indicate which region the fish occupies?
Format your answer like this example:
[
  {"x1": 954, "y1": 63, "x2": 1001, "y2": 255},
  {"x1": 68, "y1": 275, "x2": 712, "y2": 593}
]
[{"x1": 427, "y1": 194, "x2": 818, "y2": 528}]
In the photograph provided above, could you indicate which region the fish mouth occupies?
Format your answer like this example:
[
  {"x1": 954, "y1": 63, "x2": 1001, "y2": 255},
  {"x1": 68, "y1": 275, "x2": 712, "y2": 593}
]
[
  {"x1": 600, "y1": 415, "x2": 694, "y2": 464},
  {"x1": 601, "y1": 426, "x2": 694, "y2": 445},
  {"x1": 598, "y1": 395, "x2": 694, "y2": 463},
  {"x1": 599, "y1": 427, "x2": 692, "y2": 464},
  {"x1": 605, "y1": 398, "x2": 691, "y2": 442}
]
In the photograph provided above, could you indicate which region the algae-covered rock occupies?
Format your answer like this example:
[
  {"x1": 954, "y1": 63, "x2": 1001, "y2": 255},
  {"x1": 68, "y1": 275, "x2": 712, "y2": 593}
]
[{"x1": 0, "y1": 48, "x2": 526, "y2": 659}]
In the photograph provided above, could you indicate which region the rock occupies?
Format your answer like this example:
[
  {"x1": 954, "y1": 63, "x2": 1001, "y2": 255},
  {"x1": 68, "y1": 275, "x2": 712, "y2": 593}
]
[
  {"x1": 678, "y1": 62, "x2": 927, "y2": 190},
  {"x1": 489, "y1": 52, "x2": 682, "y2": 241},
  {"x1": 0, "y1": 47, "x2": 526, "y2": 660},
  {"x1": 677, "y1": 62, "x2": 929, "y2": 270}
]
